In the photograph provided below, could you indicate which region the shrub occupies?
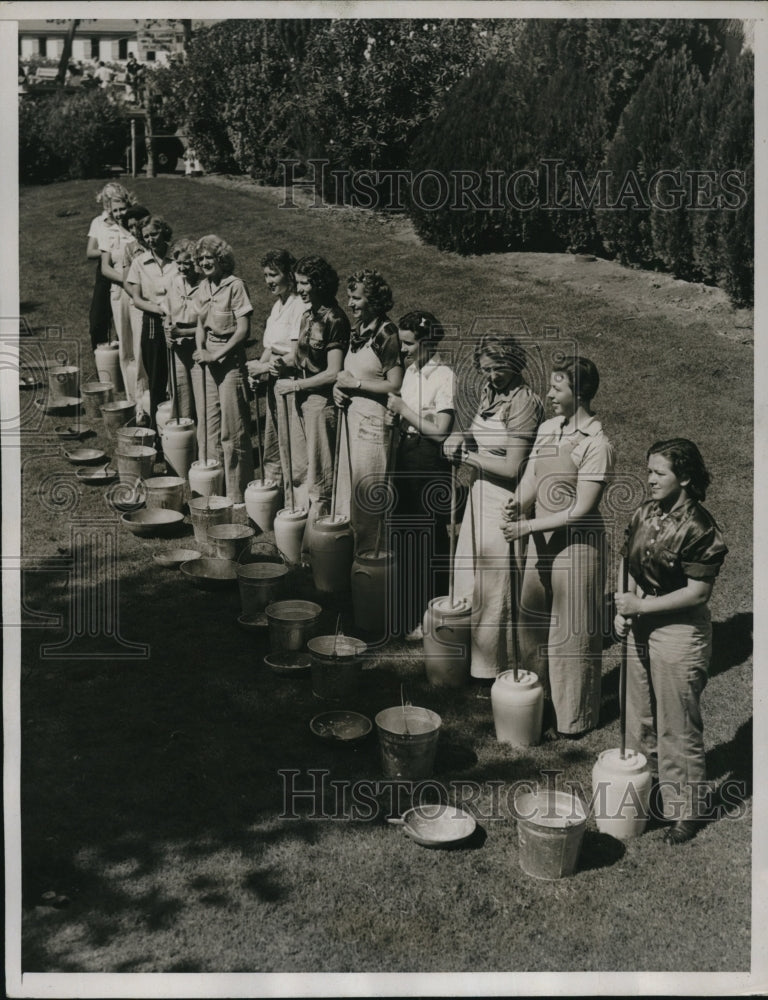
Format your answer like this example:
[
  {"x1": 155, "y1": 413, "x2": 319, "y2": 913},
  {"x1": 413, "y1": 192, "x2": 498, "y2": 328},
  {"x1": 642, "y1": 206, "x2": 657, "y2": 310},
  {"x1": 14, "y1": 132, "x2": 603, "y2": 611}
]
[
  {"x1": 19, "y1": 90, "x2": 128, "y2": 184},
  {"x1": 154, "y1": 21, "x2": 319, "y2": 181}
]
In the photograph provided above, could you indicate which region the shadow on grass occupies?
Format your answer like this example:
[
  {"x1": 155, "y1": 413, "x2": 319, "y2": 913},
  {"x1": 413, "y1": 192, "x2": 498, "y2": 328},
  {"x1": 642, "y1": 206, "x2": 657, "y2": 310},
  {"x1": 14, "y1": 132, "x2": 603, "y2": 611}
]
[
  {"x1": 711, "y1": 613, "x2": 753, "y2": 679},
  {"x1": 707, "y1": 716, "x2": 752, "y2": 802},
  {"x1": 18, "y1": 495, "x2": 753, "y2": 971},
  {"x1": 599, "y1": 612, "x2": 752, "y2": 728},
  {"x1": 578, "y1": 830, "x2": 626, "y2": 872}
]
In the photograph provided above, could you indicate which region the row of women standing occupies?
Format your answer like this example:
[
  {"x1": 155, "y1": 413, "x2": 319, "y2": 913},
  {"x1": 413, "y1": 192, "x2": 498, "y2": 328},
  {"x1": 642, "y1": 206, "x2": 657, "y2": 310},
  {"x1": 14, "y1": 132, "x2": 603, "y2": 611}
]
[
  {"x1": 88, "y1": 182, "x2": 254, "y2": 501},
  {"x1": 236, "y1": 242, "x2": 730, "y2": 841},
  {"x1": 86, "y1": 184, "x2": 728, "y2": 843}
]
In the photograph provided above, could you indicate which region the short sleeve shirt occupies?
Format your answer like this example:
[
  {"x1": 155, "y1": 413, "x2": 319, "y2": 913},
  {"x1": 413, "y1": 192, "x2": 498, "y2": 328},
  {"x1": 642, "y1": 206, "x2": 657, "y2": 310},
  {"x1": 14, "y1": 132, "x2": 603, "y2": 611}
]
[
  {"x1": 125, "y1": 251, "x2": 177, "y2": 308},
  {"x1": 347, "y1": 316, "x2": 401, "y2": 373},
  {"x1": 530, "y1": 415, "x2": 615, "y2": 483},
  {"x1": 192, "y1": 274, "x2": 253, "y2": 341},
  {"x1": 166, "y1": 271, "x2": 200, "y2": 327},
  {"x1": 472, "y1": 383, "x2": 544, "y2": 457},
  {"x1": 624, "y1": 499, "x2": 728, "y2": 596},
  {"x1": 296, "y1": 303, "x2": 351, "y2": 375},
  {"x1": 400, "y1": 353, "x2": 454, "y2": 434},
  {"x1": 97, "y1": 220, "x2": 134, "y2": 274},
  {"x1": 88, "y1": 212, "x2": 112, "y2": 244},
  {"x1": 262, "y1": 293, "x2": 307, "y2": 352}
]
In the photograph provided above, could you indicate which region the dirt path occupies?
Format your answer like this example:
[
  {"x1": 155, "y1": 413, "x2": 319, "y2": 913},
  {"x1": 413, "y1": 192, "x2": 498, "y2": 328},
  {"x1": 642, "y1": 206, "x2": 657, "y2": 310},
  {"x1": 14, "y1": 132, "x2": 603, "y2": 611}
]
[{"x1": 197, "y1": 173, "x2": 753, "y2": 345}]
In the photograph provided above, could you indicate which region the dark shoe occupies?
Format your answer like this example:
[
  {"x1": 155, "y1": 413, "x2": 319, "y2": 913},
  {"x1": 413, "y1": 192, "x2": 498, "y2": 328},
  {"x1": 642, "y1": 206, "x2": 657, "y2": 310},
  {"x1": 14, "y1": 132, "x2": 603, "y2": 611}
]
[
  {"x1": 556, "y1": 729, "x2": 589, "y2": 741},
  {"x1": 663, "y1": 819, "x2": 701, "y2": 845}
]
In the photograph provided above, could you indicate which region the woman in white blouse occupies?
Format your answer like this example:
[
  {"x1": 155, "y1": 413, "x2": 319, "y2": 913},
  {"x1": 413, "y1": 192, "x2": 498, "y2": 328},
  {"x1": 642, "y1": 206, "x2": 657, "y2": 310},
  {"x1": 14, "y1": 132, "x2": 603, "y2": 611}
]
[
  {"x1": 387, "y1": 310, "x2": 455, "y2": 640},
  {"x1": 246, "y1": 250, "x2": 307, "y2": 484}
]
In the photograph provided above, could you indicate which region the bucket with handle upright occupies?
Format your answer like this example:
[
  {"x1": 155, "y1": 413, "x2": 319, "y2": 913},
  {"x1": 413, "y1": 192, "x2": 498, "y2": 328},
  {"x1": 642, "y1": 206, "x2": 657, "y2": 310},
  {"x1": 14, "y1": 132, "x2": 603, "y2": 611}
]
[
  {"x1": 375, "y1": 706, "x2": 441, "y2": 781},
  {"x1": 82, "y1": 380, "x2": 113, "y2": 418},
  {"x1": 308, "y1": 635, "x2": 367, "y2": 701},
  {"x1": 237, "y1": 562, "x2": 290, "y2": 617},
  {"x1": 117, "y1": 425, "x2": 156, "y2": 451},
  {"x1": 513, "y1": 789, "x2": 587, "y2": 880}
]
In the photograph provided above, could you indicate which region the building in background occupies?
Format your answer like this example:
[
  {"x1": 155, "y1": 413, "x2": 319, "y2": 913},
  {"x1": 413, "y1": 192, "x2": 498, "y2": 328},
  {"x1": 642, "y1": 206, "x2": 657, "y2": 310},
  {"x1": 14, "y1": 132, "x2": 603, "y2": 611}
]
[{"x1": 18, "y1": 18, "x2": 207, "y2": 66}]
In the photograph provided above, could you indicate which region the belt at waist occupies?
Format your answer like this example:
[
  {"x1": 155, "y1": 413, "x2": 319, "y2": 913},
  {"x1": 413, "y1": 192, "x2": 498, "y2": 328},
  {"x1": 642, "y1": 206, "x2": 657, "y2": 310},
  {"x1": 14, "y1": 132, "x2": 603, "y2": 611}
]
[
  {"x1": 175, "y1": 321, "x2": 197, "y2": 329},
  {"x1": 205, "y1": 330, "x2": 234, "y2": 344}
]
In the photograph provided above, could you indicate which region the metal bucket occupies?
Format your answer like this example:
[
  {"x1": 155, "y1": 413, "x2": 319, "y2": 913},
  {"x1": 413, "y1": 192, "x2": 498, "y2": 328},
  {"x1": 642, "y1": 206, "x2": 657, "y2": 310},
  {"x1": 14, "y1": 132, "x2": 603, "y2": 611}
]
[
  {"x1": 265, "y1": 599, "x2": 322, "y2": 653},
  {"x1": 375, "y1": 706, "x2": 441, "y2": 781},
  {"x1": 188, "y1": 495, "x2": 233, "y2": 549},
  {"x1": 117, "y1": 425, "x2": 157, "y2": 451},
  {"x1": 207, "y1": 523, "x2": 256, "y2": 561},
  {"x1": 48, "y1": 365, "x2": 80, "y2": 400},
  {"x1": 116, "y1": 445, "x2": 157, "y2": 485},
  {"x1": 82, "y1": 380, "x2": 113, "y2": 418},
  {"x1": 308, "y1": 635, "x2": 367, "y2": 701},
  {"x1": 144, "y1": 476, "x2": 185, "y2": 512},
  {"x1": 236, "y1": 562, "x2": 290, "y2": 617},
  {"x1": 513, "y1": 790, "x2": 587, "y2": 880},
  {"x1": 101, "y1": 400, "x2": 135, "y2": 438}
]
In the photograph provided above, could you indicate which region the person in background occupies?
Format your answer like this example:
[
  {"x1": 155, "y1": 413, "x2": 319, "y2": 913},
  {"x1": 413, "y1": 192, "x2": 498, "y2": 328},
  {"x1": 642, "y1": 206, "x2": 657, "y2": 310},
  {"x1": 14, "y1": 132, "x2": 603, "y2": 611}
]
[
  {"x1": 86, "y1": 182, "x2": 135, "y2": 352},
  {"x1": 94, "y1": 61, "x2": 114, "y2": 89},
  {"x1": 125, "y1": 53, "x2": 140, "y2": 103},
  {"x1": 334, "y1": 269, "x2": 403, "y2": 554},
  {"x1": 445, "y1": 334, "x2": 543, "y2": 682},
  {"x1": 124, "y1": 216, "x2": 176, "y2": 431},
  {"x1": 386, "y1": 310, "x2": 455, "y2": 640},
  {"x1": 246, "y1": 250, "x2": 307, "y2": 484},
  {"x1": 164, "y1": 238, "x2": 201, "y2": 421},
  {"x1": 502, "y1": 356, "x2": 613, "y2": 737},
  {"x1": 275, "y1": 255, "x2": 350, "y2": 535},
  {"x1": 615, "y1": 438, "x2": 728, "y2": 844},
  {"x1": 191, "y1": 235, "x2": 255, "y2": 504}
]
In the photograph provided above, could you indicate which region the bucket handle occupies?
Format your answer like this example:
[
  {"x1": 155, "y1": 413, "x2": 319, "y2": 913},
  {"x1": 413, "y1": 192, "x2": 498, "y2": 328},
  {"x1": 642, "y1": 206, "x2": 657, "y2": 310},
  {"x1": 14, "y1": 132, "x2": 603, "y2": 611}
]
[
  {"x1": 400, "y1": 681, "x2": 412, "y2": 709},
  {"x1": 353, "y1": 569, "x2": 371, "y2": 580}
]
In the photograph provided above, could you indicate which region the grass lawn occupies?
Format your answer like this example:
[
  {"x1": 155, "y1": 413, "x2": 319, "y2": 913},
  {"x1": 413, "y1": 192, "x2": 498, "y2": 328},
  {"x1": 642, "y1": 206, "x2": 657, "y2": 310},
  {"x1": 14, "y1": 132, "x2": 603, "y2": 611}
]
[{"x1": 16, "y1": 176, "x2": 753, "y2": 975}]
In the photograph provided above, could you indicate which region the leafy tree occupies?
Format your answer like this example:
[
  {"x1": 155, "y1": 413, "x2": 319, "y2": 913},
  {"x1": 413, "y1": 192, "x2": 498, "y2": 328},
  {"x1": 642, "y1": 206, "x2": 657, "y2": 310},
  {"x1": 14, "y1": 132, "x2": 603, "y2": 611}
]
[{"x1": 19, "y1": 90, "x2": 128, "y2": 183}]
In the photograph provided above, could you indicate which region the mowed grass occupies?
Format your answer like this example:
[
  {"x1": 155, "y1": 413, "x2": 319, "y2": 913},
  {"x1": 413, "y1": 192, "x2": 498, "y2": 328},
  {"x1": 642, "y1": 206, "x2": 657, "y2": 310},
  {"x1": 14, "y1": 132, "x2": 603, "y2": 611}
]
[{"x1": 18, "y1": 177, "x2": 752, "y2": 973}]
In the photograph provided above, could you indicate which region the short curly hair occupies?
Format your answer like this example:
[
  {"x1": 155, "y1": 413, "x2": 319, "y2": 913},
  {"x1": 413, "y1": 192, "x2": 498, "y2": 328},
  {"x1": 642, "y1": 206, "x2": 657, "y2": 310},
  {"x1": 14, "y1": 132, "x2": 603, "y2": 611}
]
[
  {"x1": 170, "y1": 237, "x2": 198, "y2": 261},
  {"x1": 141, "y1": 215, "x2": 173, "y2": 245},
  {"x1": 195, "y1": 235, "x2": 236, "y2": 276},
  {"x1": 96, "y1": 182, "x2": 136, "y2": 209},
  {"x1": 260, "y1": 249, "x2": 296, "y2": 285},
  {"x1": 473, "y1": 334, "x2": 527, "y2": 375},
  {"x1": 294, "y1": 255, "x2": 339, "y2": 304},
  {"x1": 647, "y1": 438, "x2": 711, "y2": 501},
  {"x1": 347, "y1": 269, "x2": 394, "y2": 316}
]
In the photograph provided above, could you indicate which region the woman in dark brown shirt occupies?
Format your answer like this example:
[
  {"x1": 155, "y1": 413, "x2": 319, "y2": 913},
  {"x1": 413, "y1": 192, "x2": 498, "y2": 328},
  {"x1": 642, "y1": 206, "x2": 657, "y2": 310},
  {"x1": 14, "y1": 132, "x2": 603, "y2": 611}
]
[{"x1": 615, "y1": 438, "x2": 728, "y2": 844}]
